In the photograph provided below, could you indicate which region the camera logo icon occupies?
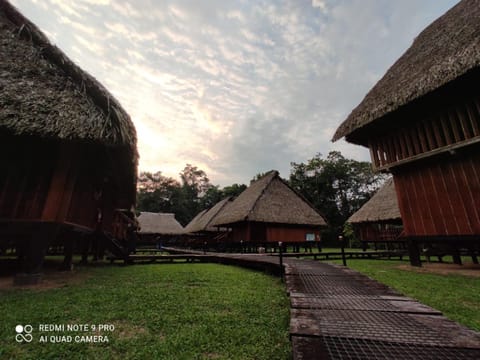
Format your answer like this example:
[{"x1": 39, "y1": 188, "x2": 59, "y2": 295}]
[{"x1": 15, "y1": 325, "x2": 33, "y2": 343}]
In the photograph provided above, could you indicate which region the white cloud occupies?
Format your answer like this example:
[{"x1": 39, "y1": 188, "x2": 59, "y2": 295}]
[
  {"x1": 312, "y1": 0, "x2": 327, "y2": 12},
  {"x1": 9, "y1": 0, "x2": 459, "y2": 186}
]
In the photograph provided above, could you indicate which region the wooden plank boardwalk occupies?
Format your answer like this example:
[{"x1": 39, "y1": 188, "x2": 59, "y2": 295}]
[
  {"x1": 284, "y1": 258, "x2": 480, "y2": 360},
  {"x1": 145, "y1": 248, "x2": 480, "y2": 359}
]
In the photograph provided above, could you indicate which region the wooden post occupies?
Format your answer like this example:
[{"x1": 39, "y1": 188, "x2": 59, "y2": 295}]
[
  {"x1": 278, "y1": 241, "x2": 284, "y2": 282},
  {"x1": 451, "y1": 245, "x2": 462, "y2": 265},
  {"x1": 407, "y1": 238, "x2": 422, "y2": 267},
  {"x1": 471, "y1": 253, "x2": 479, "y2": 265},
  {"x1": 14, "y1": 223, "x2": 59, "y2": 285},
  {"x1": 61, "y1": 236, "x2": 74, "y2": 271},
  {"x1": 339, "y1": 235, "x2": 347, "y2": 267}
]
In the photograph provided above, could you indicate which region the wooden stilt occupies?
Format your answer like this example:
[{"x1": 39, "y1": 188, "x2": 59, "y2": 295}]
[
  {"x1": 61, "y1": 237, "x2": 74, "y2": 271},
  {"x1": 14, "y1": 223, "x2": 58, "y2": 285},
  {"x1": 407, "y1": 239, "x2": 422, "y2": 267}
]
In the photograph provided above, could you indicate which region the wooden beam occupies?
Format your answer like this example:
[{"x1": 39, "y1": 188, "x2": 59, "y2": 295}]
[
  {"x1": 398, "y1": 131, "x2": 408, "y2": 159},
  {"x1": 448, "y1": 109, "x2": 463, "y2": 142},
  {"x1": 456, "y1": 107, "x2": 473, "y2": 139},
  {"x1": 440, "y1": 114, "x2": 454, "y2": 145},
  {"x1": 431, "y1": 118, "x2": 445, "y2": 148},
  {"x1": 466, "y1": 100, "x2": 480, "y2": 136},
  {"x1": 416, "y1": 122, "x2": 429, "y2": 153},
  {"x1": 402, "y1": 130, "x2": 415, "y2": 157},
  {"x1": 368, "y1": 140, "x2": 379, "y2": 169},
  {"x1": 382, "y1": 137, "x2": 392, "y2": 164},
  {"x1": 391, "y1": 135, "x2": 402, "y2": 162},
  {"x1": 409, "y1": 127, "x2": 421, "y2": 155},
  {"x1": 423, "y1": 120, "x2": 437, "y2": 150},
  {"x1": 376, "y1": 137, "x2": 480, "y2": 172}
]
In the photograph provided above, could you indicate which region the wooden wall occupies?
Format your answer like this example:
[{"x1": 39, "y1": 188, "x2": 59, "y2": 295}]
[
  {"x1": 229, "y1": 224, "x2": 250, "y2": 243},
  {"x1": 393, "y1": 150, "x2": 480, "y2": 236},
  {"x1": 0, "y1": 135, "x2": 135, "y2": 236},
  {"x1": 266, "y1": 226, "x2": 320, "y2": 243},
  {"x1": 368, "y1": 93, "x2": 480, "y2": 171},
  {"x1": 228, "y1": 221, "x2": 321, "y2": 243},
  {"x1": 0, "y1": 135, "x2": 55, "y2": 220}
]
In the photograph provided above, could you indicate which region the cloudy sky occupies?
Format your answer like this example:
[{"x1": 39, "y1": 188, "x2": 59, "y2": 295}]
[{"x1": 11, "y1": 0, "x2": 458, "y2": 186}]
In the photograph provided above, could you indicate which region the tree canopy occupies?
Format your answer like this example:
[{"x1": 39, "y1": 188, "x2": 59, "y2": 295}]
[
  {"x1": 136, "y1": 165, "x2": 246, "y2": 226},
  {"x1": 289, "y1": 151, "x2": 386, "y2": 242}
]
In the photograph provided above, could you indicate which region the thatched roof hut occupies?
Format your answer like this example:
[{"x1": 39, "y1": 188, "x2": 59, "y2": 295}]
[
  {"x1": 137, "y1": 213, "x2": 184, "y2": 236},
  {"x1": 212, "y1": 171, "x2": 327, "y2": 227},
  {"x1": 0, "y1": 0, "x2": 138, "y2": 275},
  {"x1": 333, "y1": 0, "x2": 480, "y2": 146},
  {"x1": 0, "y1": 0, "x2": 137, "y2": 200},
  {"x1": 184, "y1": 197, "x2": 233, "y2": 234},
  {"x1": 333, "y1": 0, "x2": 480, "y2": 265},
  {"x1": 348, "y1": 179, "x2": 401, "y2": 224},
  {"x1": 0, "y1": 0, "x2": 137, "y2": 210}
]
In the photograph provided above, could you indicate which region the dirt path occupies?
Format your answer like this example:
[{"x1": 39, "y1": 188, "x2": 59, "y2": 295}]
[{"x1": 396, "y1": 262, "x2": 480, "y2": 277}]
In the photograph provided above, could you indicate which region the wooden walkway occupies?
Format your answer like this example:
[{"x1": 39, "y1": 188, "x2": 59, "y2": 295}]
[
  {"x1": 284, "y1": 258, "x2": 480, "y2": 360},
  {"x1": 139, "y1": 248, "x2": 480, "y2": 359}
]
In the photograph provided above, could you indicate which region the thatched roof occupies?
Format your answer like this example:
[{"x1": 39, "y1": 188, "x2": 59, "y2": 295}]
[
  {"x1": 137, "y1": 212, "x2": 184, "y2": 235},
  {"x1": 333, "y1": 0, "x2": 480, "y2": 145},
  {"x1": 211, "y1": 171, "x2": 327, "y2": 227},
  {"x1": 347, "y1": 178, "x2": 401, "y2": 224},
  {"x1": 184, "y1": 197, "x2": 233, "y2": 233},
  {"x1": 0, "y1": 0, "x2": 137, "y2": 152}
]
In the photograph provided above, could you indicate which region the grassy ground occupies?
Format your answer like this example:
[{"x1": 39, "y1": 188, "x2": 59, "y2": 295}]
[
  {"x1": 0, "y1": 263, "x2": 290, "y2": 360},
  {"x1": 329, "y1": 258, "x2": 480, "y2": 331}
]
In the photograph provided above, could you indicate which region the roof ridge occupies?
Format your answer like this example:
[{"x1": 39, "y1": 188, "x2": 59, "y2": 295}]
[{"x1": 245, "y1": 171, "x2": 278, "y2": 221}]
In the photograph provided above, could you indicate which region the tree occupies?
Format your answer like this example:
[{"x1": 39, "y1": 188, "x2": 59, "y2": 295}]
[
  {"x1": 250, "y1": 171, "x2": 271, "y2": 184},
  {"x1": 174, "y1": 164, "x2": 214, "y2": 224},
  {"x1": 136, "y1": 171, "x2": 180, "y2": 213},
  {"x1": 221, "y1": 183, "x2": 247, "y2": 198},
  {"x1": 289, "y1": 151, "x2": 386, "y2": 243},
  {"x1": 179, "y1": 164, "x2": 211, "y2": 198},
  {"x1": 136, "y1": 165, "x2": 248, "y2": 226},
  {"x1": 200, "y1": 185, "x2": 223, "y2": 209}
]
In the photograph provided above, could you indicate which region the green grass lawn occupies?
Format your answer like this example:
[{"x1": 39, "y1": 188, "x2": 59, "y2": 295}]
[
  {"x1": 0, "y1": 263, "x2": 291, "y2": 360},
  {"x1": 330, "y1": 258, "x2": 480, "y2": 331}
]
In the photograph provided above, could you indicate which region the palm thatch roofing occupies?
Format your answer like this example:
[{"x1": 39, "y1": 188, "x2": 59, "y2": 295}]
[
  {"x1": 184, "y1": 197, "x2": 233, "y2": 233},
  {"x1": 211, "y1": 171, "x2": 327, "y2": 227},
  {"x1": 347, "y1": 178, "x2": 401, "y2": 224},
  {"x1": 333, "y1": 0, "x2": 480, "y2": 145},
  {"x1": 137, "y1": 212, "x2": 184, "y2": 235},
  {"x1": 0, "y1": 0, "x2": 137, "y2": 154}
]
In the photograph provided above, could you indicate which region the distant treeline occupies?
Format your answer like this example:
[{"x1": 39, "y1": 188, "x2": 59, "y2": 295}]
[{"x1": 136, "y1": 151, "x2": 386, "y2": 242}]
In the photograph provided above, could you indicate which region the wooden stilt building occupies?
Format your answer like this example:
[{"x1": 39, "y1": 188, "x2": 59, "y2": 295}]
[
  {"x1": 137, "y1": 212, "x2": 184, "y2": 247},
  {"x1": 211, "y1": 171, "x2": 327, "y2": 252},
  {"x1": 183, "y1": 197, "x2": 233, "y2": 250},
  {"x1": 347, "y1": 179, "x2": 403, "y2": 250},
  {"x1": 0, "y1": 0, "x2": 138, "y2": 281},
  {"x1": 333, "y1": 0, "x2": 480, "y2": 266}
]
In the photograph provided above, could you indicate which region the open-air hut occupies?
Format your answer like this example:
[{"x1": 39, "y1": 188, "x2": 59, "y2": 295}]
[
  {"x1": 333, "y1": 0, "x2": 480, "y2": 266},
  {"x1": 137, "y1": 212, "x2": 184, "y2": 247},
  {"x1": 211, "y1": 171, "x2": 327, "y2": 252},
  {"x1": 183, "y1": 197, "x2": 233, "y2": 249},
  {"x1": 347, "y1": 178, "x2": 403, "y2": 250},
  {"x1": 0, "y1": 0, "x2": 137, "y2": 280}
]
